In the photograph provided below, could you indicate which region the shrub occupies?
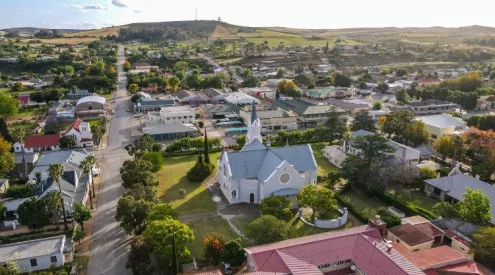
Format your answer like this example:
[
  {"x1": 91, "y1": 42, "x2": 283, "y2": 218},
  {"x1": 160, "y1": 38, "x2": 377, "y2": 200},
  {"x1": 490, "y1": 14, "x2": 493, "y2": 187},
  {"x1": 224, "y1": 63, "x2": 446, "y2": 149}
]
[
  {"x1": 141, "y1": 152, "x2": 164, "y2": 172},
  {"x1": 5, "y1": 185, "x2": 34, "y2": 199},
  {"x1": 259, "y1": 196, "x2": 293, "y2": 221},
  {"x1": 376, "y1": 192, "x2": 436, "y2": 220},
  {"x1": 197, "y1": 121, "x2": 204, "y2": 128},
  {"x1": 377, "y1": 207, "x2": 402, "y2": 227},
  {"x1": 178, "y1": 189, "x2": 186, "y2": 198},
  {"x1": 186, "y1": 155, "x2": 215, "y2": 182}
]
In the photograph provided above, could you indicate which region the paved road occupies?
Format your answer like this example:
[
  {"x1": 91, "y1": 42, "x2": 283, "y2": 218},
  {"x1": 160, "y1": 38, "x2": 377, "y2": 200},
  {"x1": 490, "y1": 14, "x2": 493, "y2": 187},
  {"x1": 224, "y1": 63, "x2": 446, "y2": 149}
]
[
  {"x1": 198, "y1": 53, "x2": 223, "y2": 71},
  {"x1": 88, "y1": 45, "x2": 133, "y2": 275}
]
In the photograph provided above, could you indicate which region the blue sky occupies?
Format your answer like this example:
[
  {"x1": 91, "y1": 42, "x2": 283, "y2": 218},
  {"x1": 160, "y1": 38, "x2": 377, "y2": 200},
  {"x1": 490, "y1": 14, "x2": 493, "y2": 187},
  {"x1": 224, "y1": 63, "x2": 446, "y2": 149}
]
[{"x1": 1, "y1": 0, "x2": 494, "y2": 30}]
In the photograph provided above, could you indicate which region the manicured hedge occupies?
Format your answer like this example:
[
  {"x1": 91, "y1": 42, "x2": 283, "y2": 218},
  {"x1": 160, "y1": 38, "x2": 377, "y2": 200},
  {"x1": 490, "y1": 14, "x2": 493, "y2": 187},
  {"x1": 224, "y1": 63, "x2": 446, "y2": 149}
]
[{"x1": 375, "y1": 192, "x2": 436, "y2": 220}]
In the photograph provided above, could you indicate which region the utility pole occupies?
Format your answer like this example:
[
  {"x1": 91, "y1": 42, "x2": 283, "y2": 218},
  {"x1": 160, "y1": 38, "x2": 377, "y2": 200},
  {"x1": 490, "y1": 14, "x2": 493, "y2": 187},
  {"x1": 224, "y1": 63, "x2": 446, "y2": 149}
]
[{"x1": 195, "y1": 9, "x2": 198, "y2": 21}]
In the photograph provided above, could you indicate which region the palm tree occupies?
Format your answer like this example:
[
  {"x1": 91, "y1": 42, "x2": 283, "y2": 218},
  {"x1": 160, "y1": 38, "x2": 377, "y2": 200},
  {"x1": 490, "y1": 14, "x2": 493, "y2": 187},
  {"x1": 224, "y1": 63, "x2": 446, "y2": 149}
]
[
  {"x1": 48, "y1": 163, "x2": 69, "y2": 231},
  {"x1": 11, "y1": 128, "x2": 27, "y2": 179},
  {"x1": 44, "y1": 191, "x2": 62, "y2": 225},
  {"x1": 79, "y1": 156, "x2": 96, "y2": 209}
]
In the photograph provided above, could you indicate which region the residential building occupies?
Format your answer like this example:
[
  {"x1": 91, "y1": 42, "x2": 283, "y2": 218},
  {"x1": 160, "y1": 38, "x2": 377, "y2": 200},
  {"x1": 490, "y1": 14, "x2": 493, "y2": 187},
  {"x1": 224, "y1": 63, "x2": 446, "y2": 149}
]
[
  {"x1": 387, "y1": 222, "x2": 444, "y2": 252},
  {"x1": 431, "y1": 219, "x2": 478, "y2": 254},
  {"x1": 1, "y1": 197, "x2": 29, "y2": 229},
  {"x1": 0, "y1": 235, "x2": 67, "y2": 272},
  {"x1": 224, "y1": 92, "x2": 260, "y2": 106},
  {"x1": 17, "y1": 94, "x2": 31, "y2": 106},
  {"x1": 424, "y1": 167, "x2": 495, "y2": 224},
  {"x1": 238, "y1": 87, "x2": 275, "y2": 99},
  {"x1": 67, "y1": 89, "x2": 91, "y2": 100},
  {"x1": 75, "y1": 95, "x2": 106, "y2": 117},
  {"x1": 134, "y1": 98, "x2": 175, "y2": 113},
  {"x1": 416, "y1": 114, "x2": 466, "y2": 140},
  {"x1": 203, "y1": 88, "x2": 225, "y2": 102},
  {"x1": 141, "y1": 86, "x2": 158, "y2": 93},
  {"x1": 239, "y1": 106, "x2": 298, "y2": 132},
  {"x1": 147, "y1": 106, "x2": 195, "y2": 124},
  {"x1": 406, "y1": 100, "x2": 457, "y2": 116},
  {"x1": 477, "y1": 95, "x2": 495, "y2": 110},
  {"x1": 0, "y1": 179, "x2": 9, "y2": 193},
  {"x1": 245, "y1": 225, "x2": 425, "y2": 275},
  {"x1": 176, "y1": 89, "x2": 198, "y2": 104},
  {"x1": 18, "y1": 134, "x2": 61, "y2": 153},
  {"x1": 63, "y1": 119, "x2": 94, "y2": 148},
  {"x1": 325, "y1": 98, "x2": 370, "y2": 114},
  {"x1": 12, "y1": 152, "x2": 39, "y2": 178},
  {"x1": 272, "y1": 98, "x2": 346, "y2": 128},
  {"x1": 200, "y1": 104, "x2": 240, "y2": 119},
  {"x1": 218, "y1": 105, "x2": 317, "y2": 205}
]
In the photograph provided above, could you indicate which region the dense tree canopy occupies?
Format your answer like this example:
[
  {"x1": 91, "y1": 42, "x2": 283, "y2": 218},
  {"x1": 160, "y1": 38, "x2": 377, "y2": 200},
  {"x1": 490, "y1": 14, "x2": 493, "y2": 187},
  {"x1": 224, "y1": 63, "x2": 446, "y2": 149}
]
[
  {"x1": 351, "y1": 110, "x2": 377, "y2": 132},
  {"x1": 247, "y1": 215, "x2": 294, "y2": 245},
  {"x1": 297, "y1": 184, "x2": 337, "y2": 218},
  {"x1": 115, "y1": 196, "x2": 154, "y2": 235}
]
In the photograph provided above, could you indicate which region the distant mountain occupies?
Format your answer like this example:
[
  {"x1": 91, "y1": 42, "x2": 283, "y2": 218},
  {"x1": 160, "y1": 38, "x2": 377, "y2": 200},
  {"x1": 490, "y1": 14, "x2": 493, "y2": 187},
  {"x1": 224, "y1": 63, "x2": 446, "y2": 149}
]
[{"x1": 1, "y1": 27, "x2": 85, "y2": 35}]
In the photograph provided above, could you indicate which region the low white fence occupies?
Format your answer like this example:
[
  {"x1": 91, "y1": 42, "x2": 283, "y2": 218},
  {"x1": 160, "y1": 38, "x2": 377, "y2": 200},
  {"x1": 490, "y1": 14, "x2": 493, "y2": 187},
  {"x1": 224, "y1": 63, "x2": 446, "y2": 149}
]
[{"x1": 299, "y1": 208, "x2": 348, "y2": 229}]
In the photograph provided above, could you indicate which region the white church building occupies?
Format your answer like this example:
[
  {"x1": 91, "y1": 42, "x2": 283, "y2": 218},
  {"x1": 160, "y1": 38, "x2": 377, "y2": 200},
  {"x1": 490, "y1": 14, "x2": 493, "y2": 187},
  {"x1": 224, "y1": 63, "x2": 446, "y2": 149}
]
[{"x1": 218, "y1": 104, "x2": 318, "y2": 205}]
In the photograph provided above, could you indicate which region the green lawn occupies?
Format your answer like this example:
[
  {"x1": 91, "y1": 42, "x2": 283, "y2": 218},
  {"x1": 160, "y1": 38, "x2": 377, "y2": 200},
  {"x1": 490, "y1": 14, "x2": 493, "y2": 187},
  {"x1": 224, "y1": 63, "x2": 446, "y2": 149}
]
[
  {"x1": 0, "y1": 87, "x2": 10, "y2": 93},
  {"x1": 311, "y1": 142, "x2": 340, "y2": 176},
  {"x1": 388, "y1": 188, "x2": 438, "y2": 211},
  {"x1": 87, "y1": 119, "x2": 104, "y2": 127},
  {"x1": 340, "y1": 187, "x2": 387, "y2": 219},
  {"x1": 155, "y1": 153, "x2": 220, "y2": 216},
  {"x1": 185, "y1": 216, "x2": 241, "y2": 259}
]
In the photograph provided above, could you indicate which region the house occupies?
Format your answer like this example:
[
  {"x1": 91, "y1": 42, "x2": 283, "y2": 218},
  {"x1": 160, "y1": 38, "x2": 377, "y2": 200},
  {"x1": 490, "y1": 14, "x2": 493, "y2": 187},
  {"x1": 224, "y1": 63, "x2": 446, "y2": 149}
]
[
  {"x1": 20, "y1": 134, "x2": 61, "y2": 153},
  {"x1": 1, "y1": 197, "x2": 30, "y2": 229},
  {"x1": 75, "y1": 95, "x2": 106, "y2": 117},
  {"x1": 303, "y1": 87, "x2": 336, "y2": 99},
  {"x1": 273, "y1": 98, "x2": 346, "y2": 128},
  {"x1": 142, "y1": 86, "x2": 158, "y2": 93},
  {"x1": 12, "y1": 152, "x2": 39, "y2": 178},
  {"x1": 418, "y1": 78, "x2": 442, "y2": 86},
  {"x1": 424, "y1": 167, "x2": 495, "y2": 224},
  {"x1": 0, "y1": 235, "x2": 67, "y2": 272},
  {"x1": 203, "y1": 88, "x2": 225, "y2": 102},
  {"x1": 239, "y1": 106, "x2": 298, "y2": 132},
  {"x1": 176, "y1": 89, "x2": 198, "y2": 104},
  {"x1": 387, "y1": 222, "x2": 445, "y2": 252},
  {"x1": 63, "y1": 119, "x2": 94, "y2": 148},
  {"x1": 218, "y1": 104, "x2": 317, "y2": 205},
  {"x1": 141, "y1": 123, "x2": 198, "y2": 140},
  {"x1": 326, "y1": 98, "x2": 370, "y2": 114},
  {"x1": 134, "y1": 98, "x2": 175, "y2": 113},
  {"x1": 406, "y1": 100, "x2": 457, "y2": 116},
  {"x1": 416, "y1": 113, "x2": 466, "y2": 140},
  {"x1": 0, "y1": 179, "x2": 9, "y2": 193},
  {"x1": 244, "y1": 224, "x2": 425, "y2": 275},
  {"x1": 238, "y1": 87, "x2": 274, "y2": 99},
  {"x1": 200, "y1": 104, "x2": 240, "y2": 119},
  {"x1": 67, "y1": 89, "x2": 91, "y2": 100},
  {"x1": 224, "y1": 92, "x2": 260, "y2": 106},
  {"x1": 17, "y1": 94, "x2": 31, "y2": 106},
  {"x1": 324, "y1": 130, "x2": 421, "y2": 168},
  {"x1": 146, "y1": 106, "x2": 195, "y2": 124},
  {"x1": 431, "y1": 219, "x2": 478, "y2": 254},
  {"x1": 477, "y1": 95, "x2": 495, "y2": 110}
]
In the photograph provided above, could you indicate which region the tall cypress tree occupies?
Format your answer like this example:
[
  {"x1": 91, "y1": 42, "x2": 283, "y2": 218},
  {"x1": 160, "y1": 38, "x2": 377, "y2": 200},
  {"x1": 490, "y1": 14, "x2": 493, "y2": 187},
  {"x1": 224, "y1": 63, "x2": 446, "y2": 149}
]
[{"x1": 204, "y1": 128, "x2": 210, "y2": 164}]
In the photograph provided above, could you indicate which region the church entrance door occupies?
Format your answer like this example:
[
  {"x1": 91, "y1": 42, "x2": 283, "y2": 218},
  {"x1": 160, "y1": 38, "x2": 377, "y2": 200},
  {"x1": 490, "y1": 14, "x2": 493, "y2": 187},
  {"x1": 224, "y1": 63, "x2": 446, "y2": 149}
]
[{"x1": 249, "y1": 193, "x2": 255, "y2": 203}]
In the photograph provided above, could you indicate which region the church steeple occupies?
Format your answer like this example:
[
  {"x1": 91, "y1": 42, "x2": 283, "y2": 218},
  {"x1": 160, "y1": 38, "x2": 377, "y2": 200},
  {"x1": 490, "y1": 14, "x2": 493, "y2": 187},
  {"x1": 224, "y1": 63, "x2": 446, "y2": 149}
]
[
  {"x1": 244, "y1": 102, "x2": 263, "y2": 147},
  {"x1": 251, "y1": 102, "x2": 258, "y2": 124}
]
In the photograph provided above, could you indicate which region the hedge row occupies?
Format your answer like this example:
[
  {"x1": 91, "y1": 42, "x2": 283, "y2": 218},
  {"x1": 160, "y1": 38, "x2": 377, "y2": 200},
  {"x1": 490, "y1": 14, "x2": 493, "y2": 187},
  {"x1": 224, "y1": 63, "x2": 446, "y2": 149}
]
[
  {"x1": 375, "y1": 192, "x2": 436, "y2": 220},
  {"x1": 163, "y1": 147, "x2": 224, "y2": 157},
  {"x1": 334, "y1": 194, "x2": 368, "y2": 224},
  {"x1": 0, "y1": 230, "x2": 69, "y2": 245},
  {"x1": 0, "y1": 227, "x2": 60, "y2": 242}
]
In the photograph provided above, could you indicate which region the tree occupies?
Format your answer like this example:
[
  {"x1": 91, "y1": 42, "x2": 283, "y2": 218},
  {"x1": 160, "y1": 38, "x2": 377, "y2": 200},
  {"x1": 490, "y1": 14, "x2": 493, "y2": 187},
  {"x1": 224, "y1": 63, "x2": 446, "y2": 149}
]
[
  {"x1": 259, "y1": 196, "x2": 293, "y2": 221},
  {"x1": 351, "y1": 110, "x2": 377, "y2": 132},
  {"x1": 404, "y1": 121, "x2": 429, "y2": 146},
  {"x1": 377, "y1": 208, "x2": 402, "y2": 227},
  {"x1": 141, "y1": 152, "x2": 164, "y2": 172},
  {"x1": 294, "y1": 74, "x2": 314, "y2": 87},
  {"x1": 297, "y1": 184, "x2": 337, "y2": 218},
  {"x1": 324, "y1": 106, "x2": 348, "y2": 142},
  {"x1": 247, "y1": 215, "x2": 294, "y2": 245},
  {"x1": 186, "y1": 71, "x2": 203, "y2": 90},
  {"x1": 59, "y1": 136, "x2": 76, "y2": 150},
  {"x1": 123, "y1": 61, "x2": 131, "y2": 72},
  {"x1": 472, "y1": 227, "x2": 495, "y2": 270},
  {"x1": 48, "y1": 164, "x2": 69, "y2": 230},
  {"x1": 243, "y1": 75, "x2": 261, "y2": 88},
  {"x1": 173, "y1": 61, "x2": 189, "y2": 72},
  {"x1": 168, "y1": 76, "x2": 180, "y2": 92},
  {"x1": 11, "y1": 128, "x2": 27, "y2": 179},
  {"x1": 73, "y1": 202, "x2": 92, "y2": 230},
  {"x1": 395, "y1": 89, "x2": 407, "y2": 104},
  {"x1": 221, "y1": 238, "x2": 245, "y2": 268},
  {"x1": 126, "y1": 236, "x2": 154, "y2": 275},
  {"x1": 204, "y1": 129, "x2": 210, "y2": 164},
  {"x1": 0, "y1": 261, "x2": 21, "y2": 275},
  {"x1": 457, "y1": 188, "x2": 491, "y2": 225},
  {"x1": 379, "y1": 159, "x2": 420, "y2": 187},
  {"x1": 143, "y1": 219, "x2": 195, "y2": 271},
  {"x1": 377, "y1": 82, "x2": 389, "y2": 93},
  {"x1": 12, "y1": 81, "x2": 24, "y2": 92},
  {"x1": 44, "y1": 191, "x2": 62, "y2": 225},
  {"x1": 0, "y1": 136, "x2": 14, "y2": 178},
  {"x1": 128, "y1": 83, "x2": 139, "y2": 94},
  {"x1": 396, "y1": 68, "x2": 408, "y2": 77},
  {"x1": 120, "y1": 159, "x2": 158, "y2": 189},
  {"x1": 146, "y1": 203, "x2": 178, "y2": 223},
  {"x1": 17, "y1": 197, "x2": 50, "y2": 230},
  {"x1": 115, "y1": 196, "x2": 154, "y2": 235},
  {"x1": 0, "y1": 94, "x2": 19, "y2": 141},
  {"x1": 79, "y1": 158, "x2": 94, "y2": 209},
  {"x1": 277, "y1": 68, "x2": 286, "y2": 78},
  {"x1": 380, "y1": 110, "x2": 414, "y2": 142},
  {"x1": 123, "y1": 183, "x2": 158, "y2": 202},
  {"x1": 432, "y1": 202, "x2": 459, "y2": 219},
  {"x1": 372, "y1": 101, "x2": 382, "y2": 110},
  {"x1": 433, "y1": 135, "x2": 455, "y2": 160},
  {"x1": 203, "y1": 234, "x2": 224, "y2": 265},
  {"x1": 333, "y1": 72, "x2": 352, "y2": 87},
  {"x1": 131, "y1": 94, "x2": 143, "y2": 103},
  {"x1": 186, "y1": 155, "x2": 215, "y2": 182},
  {"x1": 419, "y1": 168, "x2": 437, "y2": 180},
  {"x1": 73, "y1": 226, "x2": 85, "y2": 244}
]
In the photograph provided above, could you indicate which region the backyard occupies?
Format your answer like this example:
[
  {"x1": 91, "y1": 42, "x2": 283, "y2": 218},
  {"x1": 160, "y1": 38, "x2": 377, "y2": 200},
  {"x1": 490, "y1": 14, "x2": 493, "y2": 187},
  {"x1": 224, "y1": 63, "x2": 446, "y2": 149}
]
[
  {"x1": 340, "y1": 187, "x2": 388, "y2": 219},
  {"x1": 155, "y1": 153, "x2": 220, "y2": 216},
  {"x1": 387, "y1": 187, "x2": 438, "y2": 211},
  {"x1": 311, "y1": 142, "x2": 340, "y2": 177}
]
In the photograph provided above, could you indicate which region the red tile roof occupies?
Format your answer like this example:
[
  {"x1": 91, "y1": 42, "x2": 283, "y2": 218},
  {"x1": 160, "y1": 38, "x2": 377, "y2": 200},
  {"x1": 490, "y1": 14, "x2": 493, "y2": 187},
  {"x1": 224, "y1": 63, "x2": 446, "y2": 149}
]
[
  {"x1": 142, "y1": 87, "x2": 158, "y2": 92},
  {"x1": 17, "y1": 95, "x2": 30, "y2": 105},
  {"x1": 393, "y1": 244, "x2": 468, "y2": 271},
  {"x1": 65, "y1": 119, "x2": 84, "y2": 134},
  {"x1": 245, "y1": 225, "x2": 425, "y2": 275},
  {"x1": 389, "y1": 223, "x2": 433, "y2": 247},
  {"x1": 414, "y1": 222, "x2": 445, "y2": 238},
  {"x1": 418, "y1": 78, "x2": 442, "y2": 84},
  {"x1": 433, "y1": 260, "x2": 481, "y2": 274},
  {"x1": 24, "y1": 134, "x2": 61, "y2": 148}
]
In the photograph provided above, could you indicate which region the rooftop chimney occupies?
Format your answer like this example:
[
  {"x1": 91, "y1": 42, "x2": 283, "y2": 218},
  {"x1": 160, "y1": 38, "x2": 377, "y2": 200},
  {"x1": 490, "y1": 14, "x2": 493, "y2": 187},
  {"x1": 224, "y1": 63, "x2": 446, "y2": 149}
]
[
  {"x1": 368, "y1": 215, "x2": 387, "y2": 238},
  {"x1": 386, "y1": 244, "x2": 393, "y2": 253}
]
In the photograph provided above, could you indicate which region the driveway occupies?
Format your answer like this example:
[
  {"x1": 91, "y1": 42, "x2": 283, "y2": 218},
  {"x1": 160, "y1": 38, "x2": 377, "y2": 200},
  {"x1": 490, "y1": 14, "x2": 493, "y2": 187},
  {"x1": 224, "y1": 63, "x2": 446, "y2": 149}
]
[{"x1": 88, "y1": 45, "x2": 133, "y2": 275}]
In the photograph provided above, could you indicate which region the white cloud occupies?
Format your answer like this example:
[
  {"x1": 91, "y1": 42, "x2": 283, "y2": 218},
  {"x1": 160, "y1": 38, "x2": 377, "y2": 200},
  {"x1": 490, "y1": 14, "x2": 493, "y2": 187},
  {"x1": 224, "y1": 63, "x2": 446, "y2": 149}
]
[
  {"x1": 112, "y1": 0, "x2": 129, "y2": 8},
  {"x1": 133, "y1": 10, "x2": 142, "y2": 13},
  {"x1": 72, "y1": 4, "x2": 108, "y2": 10}
]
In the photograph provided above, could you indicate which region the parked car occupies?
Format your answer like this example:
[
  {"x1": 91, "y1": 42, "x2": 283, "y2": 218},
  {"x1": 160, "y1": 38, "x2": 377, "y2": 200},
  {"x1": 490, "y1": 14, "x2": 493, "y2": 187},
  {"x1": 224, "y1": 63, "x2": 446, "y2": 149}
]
[
  {"x1": 222, "y1": 263, "x2": 232, "y2": 275},
  {"x1": 231, "y1": 135, "x2": 238, "y2": 139}
]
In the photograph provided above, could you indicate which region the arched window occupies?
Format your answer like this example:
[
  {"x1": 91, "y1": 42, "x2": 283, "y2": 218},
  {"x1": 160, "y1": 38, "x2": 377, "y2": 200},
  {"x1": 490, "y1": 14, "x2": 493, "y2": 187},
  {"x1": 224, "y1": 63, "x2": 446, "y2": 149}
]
[{"x1": 231, "y1": 190, "x2": 237, "y2": 198}]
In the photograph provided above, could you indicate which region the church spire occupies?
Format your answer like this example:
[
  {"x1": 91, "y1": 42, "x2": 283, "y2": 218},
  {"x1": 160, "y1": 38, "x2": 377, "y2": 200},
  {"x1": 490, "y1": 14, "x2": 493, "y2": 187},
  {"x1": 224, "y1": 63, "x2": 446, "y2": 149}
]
[
  {"x1": 250, "y1": 101, "x2": 257, "y2": 125},
  {"x1": 243, "y1": 101, "x2": 263, "y2": 149}
]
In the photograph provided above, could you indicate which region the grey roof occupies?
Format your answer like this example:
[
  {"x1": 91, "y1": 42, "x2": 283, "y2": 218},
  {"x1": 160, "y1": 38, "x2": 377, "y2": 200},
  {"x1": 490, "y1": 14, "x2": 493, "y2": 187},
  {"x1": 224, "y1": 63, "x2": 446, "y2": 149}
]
[
  {"x1": 144, "y1": 124, "x2": 197, "y2": 135},
  {"x1": 204, "y1": 88, "x2": 224, "y2": 98},
  {"x1": 242, "y1": 139, "x2": 268, "y2": 152},
  {"x1": 0, "y1": 235, "x2": 65, "y2": 263},
  {"x1": 137, "y1": 99, "x2": 175, "y2": 107},
  {"x1": 414, "y1": 146, "x2": 433, "y2": 157},
  {"x1": 416, "y1": 114, "x2": 465, "y2": 129},
  {"x1": 226, "y1": 143, "x2": 317, "y2": 180},
  {"x1": 407, "y1": 100, "x2": 456, "y2": 107},
  {"x1": 203, "y1": 104, "x2": 240, "y2": 115},
  {"x1": 273, "y1": 98, "x2": 342, "y2": 116},
  {"x1": 431, "y1": 219, "x2": 479, "y2": 239},
  {"x1": 14, "y1": 152, "x2": 37, "y2": 164},
  {"x1": 351, "y1": 129, "x2": 374, "y2": 137},
  {"x1": 425, "y1": 174, "x2": 495, "y2": 221},
  {"x1": 326, "y1": 98, "x2": 370, "y2": 110}
]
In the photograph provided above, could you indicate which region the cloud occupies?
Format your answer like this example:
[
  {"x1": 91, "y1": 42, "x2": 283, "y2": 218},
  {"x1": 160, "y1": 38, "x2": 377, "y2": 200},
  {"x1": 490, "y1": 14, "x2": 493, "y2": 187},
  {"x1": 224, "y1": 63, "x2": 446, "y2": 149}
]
[
  {"x1": 112, "y1": 0, "x2": 128, "y2": 8},
  {"x1": 72, "y1": 4, "x2": 107, "y2": 10},
  {"x1": 133, "y1": 10, "x2": 142, "y2": 13}
]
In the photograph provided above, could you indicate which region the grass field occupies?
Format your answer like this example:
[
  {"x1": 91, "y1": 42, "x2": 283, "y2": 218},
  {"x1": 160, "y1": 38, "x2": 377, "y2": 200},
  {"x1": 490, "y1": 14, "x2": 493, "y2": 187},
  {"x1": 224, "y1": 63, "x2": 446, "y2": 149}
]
[
  {"x1": 0, "y1": 88, "x2": 10, "y2": 93},
  {"x1": 64, "y1": 26, "x2": 122, "y2": 38},
  {"x1": 185, "y1": 216, "x2": 240, "y2": 259},
  {"x1": 21, "y1": 37, "x2": 99, "y2": 45},
  {"x1": 155, "y1": 153, "x2": 220, "y2": 216},
  {"x1": 340, "y1": 187, "x2": 387, "y2": 219},
  {"x1": 388, "y1": 188, "x2": 438, "y2": 211},
  {"x1": 311, "y1": 142, "x2": 340, "y2": 176},
  {"x1": 380, "y1": 61, "x2": 458, "y2": 69}
]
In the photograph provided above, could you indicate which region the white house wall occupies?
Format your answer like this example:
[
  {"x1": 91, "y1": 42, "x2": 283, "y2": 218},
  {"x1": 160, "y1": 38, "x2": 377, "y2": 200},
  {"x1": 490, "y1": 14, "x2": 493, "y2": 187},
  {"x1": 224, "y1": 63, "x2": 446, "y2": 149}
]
[
  {"x1": 15, "y1": 253, "x2": 64, "y2": 273},
  {"x1": 262, "y1": 161, "x2": 313, "y2": 199}
]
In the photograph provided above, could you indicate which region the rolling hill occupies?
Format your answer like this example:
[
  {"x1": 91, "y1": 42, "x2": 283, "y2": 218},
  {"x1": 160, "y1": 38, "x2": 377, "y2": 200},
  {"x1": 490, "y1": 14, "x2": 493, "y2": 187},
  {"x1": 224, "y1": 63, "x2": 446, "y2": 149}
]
[{"x1": 1, "y1": 27, "x2": 84, "y2": 35}]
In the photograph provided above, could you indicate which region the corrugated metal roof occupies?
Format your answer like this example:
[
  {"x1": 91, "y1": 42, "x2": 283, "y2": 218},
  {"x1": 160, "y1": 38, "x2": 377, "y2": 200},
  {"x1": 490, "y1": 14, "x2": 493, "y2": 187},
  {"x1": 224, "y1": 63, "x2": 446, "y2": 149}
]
[{"x1": 0, "y1": 235, "x2": 65, "y2": 262}]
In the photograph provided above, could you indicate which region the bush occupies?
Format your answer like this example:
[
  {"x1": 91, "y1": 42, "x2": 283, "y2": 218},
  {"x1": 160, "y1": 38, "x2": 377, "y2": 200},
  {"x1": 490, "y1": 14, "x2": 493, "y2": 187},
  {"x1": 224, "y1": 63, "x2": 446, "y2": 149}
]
[
  {"x1": 197, "y1": 121, "x2": 204, "y2": 128},
  {"x1": 4, "y1": 185, "x2": 34, "y2": 199},
  {"x1": 376, "y1": 192, "x2": 436, "y2": 220},
  {"x1": 178, "y1": 189, "x2": 186, "y2": 198},
  {"x1": 259, "y1": 197, "x2": 293, "y2": 221},
  {"x1": 377, "y1": 207, "x2": 402, "y2": 227},
  {"x1": 186, "y1": 155, "x2": 215, "y2": 182},
  {"x1": 141, "y1": 152, "x2": 164, "y2": 172}
]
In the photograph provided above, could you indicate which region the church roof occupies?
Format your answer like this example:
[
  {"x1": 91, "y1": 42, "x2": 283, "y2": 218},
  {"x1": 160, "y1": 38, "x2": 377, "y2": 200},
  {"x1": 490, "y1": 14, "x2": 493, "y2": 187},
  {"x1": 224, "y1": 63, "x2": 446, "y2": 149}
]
[{"x1": 226, "y1": 143, "x2": 317, "y2": 180}]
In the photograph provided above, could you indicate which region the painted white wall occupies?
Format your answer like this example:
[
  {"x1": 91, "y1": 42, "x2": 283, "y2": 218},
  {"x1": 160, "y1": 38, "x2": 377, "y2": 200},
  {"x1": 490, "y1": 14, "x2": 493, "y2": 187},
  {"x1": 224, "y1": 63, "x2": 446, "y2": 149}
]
[{"x1": 15, "y1": 253, "x2": 64, "y2": 272}]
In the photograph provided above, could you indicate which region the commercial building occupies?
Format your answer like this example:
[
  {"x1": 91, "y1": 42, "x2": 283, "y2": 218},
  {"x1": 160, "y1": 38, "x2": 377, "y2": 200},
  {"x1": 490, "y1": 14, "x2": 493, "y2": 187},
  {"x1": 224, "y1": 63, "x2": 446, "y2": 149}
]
[
  {"x1": 415, "y1": 114, "x2": 466, "y2": 140},
  {"x1": 272, "y1": 98, "x2": 346, "y2": 128},
  {"x1": 147, "y1": 106, "x2": 195, "y2": 124},
  {"x1": 239, "y1": 106, "x2": 298, "y2": 132}
]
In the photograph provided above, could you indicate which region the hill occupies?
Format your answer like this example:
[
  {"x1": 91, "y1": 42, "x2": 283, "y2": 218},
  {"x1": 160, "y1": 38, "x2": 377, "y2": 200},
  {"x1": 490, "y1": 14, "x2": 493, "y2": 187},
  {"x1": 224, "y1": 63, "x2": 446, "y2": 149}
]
[{"x1": 2, "y1": 27, "x2": 84, "y2": 35}]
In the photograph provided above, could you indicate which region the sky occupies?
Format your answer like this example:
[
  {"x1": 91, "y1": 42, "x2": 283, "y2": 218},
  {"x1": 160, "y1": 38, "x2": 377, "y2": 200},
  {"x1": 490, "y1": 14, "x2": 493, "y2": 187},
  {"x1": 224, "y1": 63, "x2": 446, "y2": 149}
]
[{"x1": 0, "y1": 0, "x2": 494, "y2": 30}]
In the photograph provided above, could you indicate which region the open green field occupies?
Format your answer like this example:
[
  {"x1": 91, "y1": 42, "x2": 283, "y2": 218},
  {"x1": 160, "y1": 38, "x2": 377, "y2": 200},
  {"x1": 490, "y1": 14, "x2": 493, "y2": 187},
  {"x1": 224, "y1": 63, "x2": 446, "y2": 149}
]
[
  {"x1": 311, "y1": 142, "x2": 340, "y2": 177},
  {"x1": 155, "y1": 153, "x2": 220, "y2": 216},
  {"x1": 21, "y1": 37, "x2": 99, "y2": 45},
  {"x1": 380, "y1": 61, "x2": 458, "y2": 69},
  {"x1": 185, "y1": 216, "x2": 241, "y2": 259},
  {"x1": 64, "y1": 27, "x2": 122, "y2": 38},
  {"x1": 388, "y1": 188, "x2": 438, "y2": 211},
  {"x1": 340, "y1": 187, "x2": 387, "y2": 219}
]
